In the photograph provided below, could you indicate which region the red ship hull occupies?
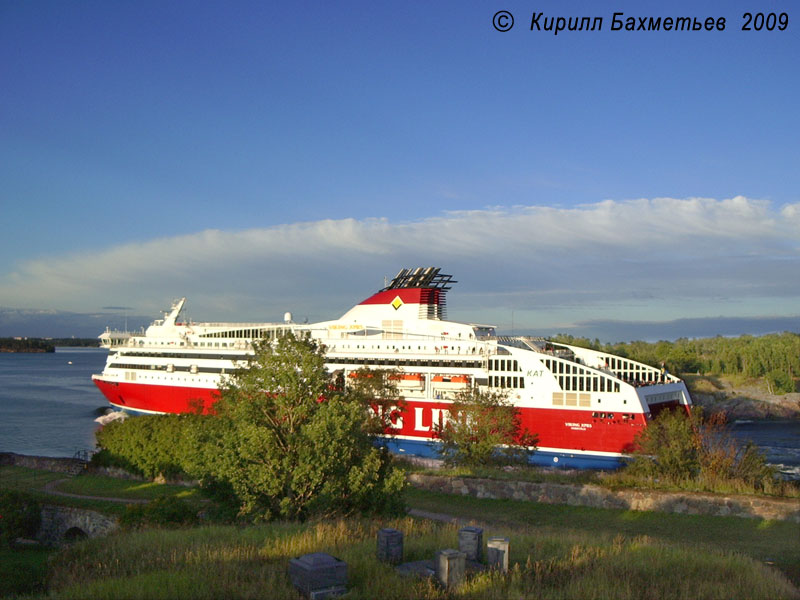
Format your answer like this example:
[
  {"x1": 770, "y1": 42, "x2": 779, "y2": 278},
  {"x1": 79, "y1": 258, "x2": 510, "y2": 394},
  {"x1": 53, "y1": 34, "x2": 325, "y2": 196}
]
[{"x1": 93, "y1": 378, "x2": 659, "y2": 460}]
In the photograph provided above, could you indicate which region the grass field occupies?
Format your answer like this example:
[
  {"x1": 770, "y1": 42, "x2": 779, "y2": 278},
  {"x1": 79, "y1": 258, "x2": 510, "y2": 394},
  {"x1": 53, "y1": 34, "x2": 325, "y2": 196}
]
[
  {"x1": 0, "y1": 545, "x2": 53, "y2": 597},
  {"x1": 53, "y1": 473, "x2": 201, "y2": 503},
  {"x1": 0, "y1": 465, "x2": 66, "y2": 492},
  {"x1": 406, "y1": 487, "x2": 800, "y2": 587},
  {"x1": 1, "y1": 467, "x2": 134, "y2": 516},
  {"x1": 35, "y1": 518, "x2": 800, "y2": 599},
  {"x1": 3, "y1": 466, "x2": 799, "y2": 598}
]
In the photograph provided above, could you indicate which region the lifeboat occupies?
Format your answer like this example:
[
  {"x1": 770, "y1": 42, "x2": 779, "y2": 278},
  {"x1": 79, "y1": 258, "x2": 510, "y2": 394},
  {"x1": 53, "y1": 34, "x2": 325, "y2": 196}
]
[
  {"x1": 389, "y1": 373, "x2": 425, "y2": 389},
  {"x1": 431, "y1": 374, "x2": 471, "y2": 387}
]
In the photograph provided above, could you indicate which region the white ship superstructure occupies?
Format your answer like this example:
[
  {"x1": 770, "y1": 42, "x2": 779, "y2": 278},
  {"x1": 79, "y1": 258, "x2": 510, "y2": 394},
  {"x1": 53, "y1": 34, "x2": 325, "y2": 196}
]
[{"x1": 93, "y1": 267, "x2": 692, "y2": 468}]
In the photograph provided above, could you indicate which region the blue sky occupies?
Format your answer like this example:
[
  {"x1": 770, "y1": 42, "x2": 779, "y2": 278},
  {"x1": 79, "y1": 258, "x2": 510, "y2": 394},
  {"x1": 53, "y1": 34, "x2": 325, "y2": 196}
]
[{"x1": 1, "y1": 1, "x2": 798, "y2": 340}]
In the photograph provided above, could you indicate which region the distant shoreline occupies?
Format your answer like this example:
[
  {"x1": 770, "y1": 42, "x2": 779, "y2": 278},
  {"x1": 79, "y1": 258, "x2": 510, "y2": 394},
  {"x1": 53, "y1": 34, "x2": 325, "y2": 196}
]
[
  {"x1": 0, "y1": 338, "x2": 99, "y2": 353},
  {"x1": 0, "y1": 348, "x2": 54, "y2": 353}
]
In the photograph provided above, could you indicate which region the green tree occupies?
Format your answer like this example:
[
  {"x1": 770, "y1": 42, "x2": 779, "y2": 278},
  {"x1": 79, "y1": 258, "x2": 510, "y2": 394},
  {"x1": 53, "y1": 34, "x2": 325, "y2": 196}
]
[
  {"x1": 192, "y1": 334, "x2": 405, "y2": 520},
  {"x1": 765, "y1": 369, "x2": 796, "y2": 395},
  {"x1": 434, "y1": 388, "x2": 537, "y2": 467},
  {"x1": 344, "y1": 367, "x2": 405, "y2": 435}
]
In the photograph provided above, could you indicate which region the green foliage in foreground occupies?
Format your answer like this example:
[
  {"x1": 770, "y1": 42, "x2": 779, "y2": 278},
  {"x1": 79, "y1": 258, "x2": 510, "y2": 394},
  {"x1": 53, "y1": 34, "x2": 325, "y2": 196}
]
[
  {"x1": 96, "y1": 335, "x2": 406, "y2": 522},
  {"x1": 39, "y1": 517, "x2": 799, "y2": 599},
  {"x1": 119, "y1": 496, "x2": 198, "y2": 529},
  {"x1": 619, "y1": 409, "x2": 783, "y2": 495},
  {"x1": 94, "y1": 414, "x2": 200, "y2": 480},
  {"x1": 0, "y1": 544, "x2": 52, "y2": 597}
]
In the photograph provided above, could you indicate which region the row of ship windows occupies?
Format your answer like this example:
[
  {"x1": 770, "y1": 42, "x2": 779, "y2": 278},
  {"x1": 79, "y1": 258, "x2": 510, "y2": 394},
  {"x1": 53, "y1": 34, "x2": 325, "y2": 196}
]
[
  {"x1": 129, "y1": 340, "x2": 241, "y2": 348},
  {"x1": 112, "y1": 357, "x2": 484, "y2": 373},
  {"x1": 326, "y1": 357, "x2": 483, "y2": 368},
  {"x1": 113, "y1": 352, "x2": 484, "y2": 370},
  {"x1": 547, "y1": 356, "x2": 656, "y2": 379},
  {"x1": 124, "y1": 373, "x2": 212, "y2": 383},
  {"x1": 543, "y1": 358, "x2": 591, "y2": 376},
  {"x1": 543, "y1": 359, "x2": 620, "y2": 393},
  {"x1": 116, "y1": 351, "x2": 250, "y2": 360},
  {"x1": 200, "y1": 328, "x2": 287, "y2": 339},
  {"x1": 114, "y1": 363, "x2": 228, "y2": 374},
  {"x1": 605, "y1": 357, "x2": 650, "y2": 372},
  {"x1": 489, "y1": 359, "x2": 520, "y2": 372},
  {"x1": 341, "y1": 343, "x2": 479, "y2": 355},
  {"x1": 559, "y1": 375, "x2": 620, "y2": 393},
  {"x1": 489, "y1": 375, "x2": 525, "y2": 389}
]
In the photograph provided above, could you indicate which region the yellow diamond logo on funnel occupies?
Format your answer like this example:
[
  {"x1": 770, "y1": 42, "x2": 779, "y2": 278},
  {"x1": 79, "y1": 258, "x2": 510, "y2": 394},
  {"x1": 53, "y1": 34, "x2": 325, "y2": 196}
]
[{"x1": 391, "y1": 296, "x2": 404, "y2": 310}]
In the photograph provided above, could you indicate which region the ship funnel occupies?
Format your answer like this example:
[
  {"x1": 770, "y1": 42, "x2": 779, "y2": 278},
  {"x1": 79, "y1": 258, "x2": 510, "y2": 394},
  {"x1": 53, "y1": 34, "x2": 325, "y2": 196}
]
[{"x1": 284, "y1": 312, "x2": 293, "y2": 323}]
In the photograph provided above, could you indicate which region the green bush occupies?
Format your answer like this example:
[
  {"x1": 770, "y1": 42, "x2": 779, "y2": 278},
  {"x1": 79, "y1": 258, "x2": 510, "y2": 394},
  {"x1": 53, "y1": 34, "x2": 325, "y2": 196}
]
[
  {"x1": 89, "y1": 447, "x2": 137, "y2": 473},
  {"x1": 624, "y1": 410, "x2": 702, "y2": 481},
  {"x1": 0, "y1": 490, "x2": 41, "y2": 546},
  {"x1": 95, "y1": 413, "x2": 201, "y2": 479},
  {"x1": 119, "y1": 496, "x2": 198, "y2": 529},
  {"x1": 434, "y1": 388, "x2": 537, "y2": 467},
  {"x1": 623, "y1": 409, "x2": 777, "y2": 493}
]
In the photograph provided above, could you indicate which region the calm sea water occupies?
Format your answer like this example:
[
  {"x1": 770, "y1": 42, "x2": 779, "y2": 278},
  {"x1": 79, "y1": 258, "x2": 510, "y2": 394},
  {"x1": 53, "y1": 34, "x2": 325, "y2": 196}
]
[
  {"x1": 0, "y1": 348, "x2": 798, "y2": 478},
  {"x1": 0, "y1": 347, "x2": 108, "y2": 458},
  {"x1": 729, "y1": 421, "x2": 800, "y2": 479}
]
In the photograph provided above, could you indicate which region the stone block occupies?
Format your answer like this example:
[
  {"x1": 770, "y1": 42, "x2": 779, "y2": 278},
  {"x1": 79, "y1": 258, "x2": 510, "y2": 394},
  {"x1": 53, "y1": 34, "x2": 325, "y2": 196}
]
[
  {"x1": 435, "y1": 548, "x2": 465, "y2": 588},
  {"x1": 487, "y1": 537, "x2": 509, "y2": 572},
  {"x1": 458, "y1": 526, "x2": 483, "y2": 562},
  {"x1": 288, "y1": 552, "x2": 347, "y2": 599},
  {"x1": 377, "y1": 528, "x2": 404, "y2": 564}
]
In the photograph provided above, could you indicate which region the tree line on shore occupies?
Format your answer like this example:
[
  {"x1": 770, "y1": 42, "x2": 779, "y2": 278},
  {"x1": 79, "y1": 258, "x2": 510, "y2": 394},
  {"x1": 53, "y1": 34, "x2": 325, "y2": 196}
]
[{"x1": 0, "y1": 337, "x2": 98, "y2": 352}]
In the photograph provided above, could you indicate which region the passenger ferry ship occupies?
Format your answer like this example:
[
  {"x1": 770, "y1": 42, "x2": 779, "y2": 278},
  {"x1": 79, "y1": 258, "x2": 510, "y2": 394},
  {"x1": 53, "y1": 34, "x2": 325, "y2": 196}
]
[{"x1": 92, "y1": 267, "x2": 691, "y2": 469}]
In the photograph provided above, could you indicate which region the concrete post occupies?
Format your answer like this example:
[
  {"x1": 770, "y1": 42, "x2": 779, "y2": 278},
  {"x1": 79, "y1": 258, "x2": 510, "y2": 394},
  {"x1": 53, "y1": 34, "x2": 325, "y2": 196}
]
[
  {"x1": 435, "y1": 549, "x2": 466, "y2": 589},
  {"x1": 487, "y1": 537, "x2": 510, "y2": 572},
  {"x1": 458, "y1": 526, "x2": 483, "y2": 562},
  {"x1": 377, "y1": 528, "x2": 403, "y2": 564},
  {"x1": 288, "y1": 552, "x2": 347, "y2": 599}
]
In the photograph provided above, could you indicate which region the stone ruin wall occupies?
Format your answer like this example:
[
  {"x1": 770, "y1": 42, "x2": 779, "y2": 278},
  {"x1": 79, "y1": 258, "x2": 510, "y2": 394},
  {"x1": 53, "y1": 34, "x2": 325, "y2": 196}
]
[{"x1": 409, "y1": 474, "x2": 800, "y2": 523}]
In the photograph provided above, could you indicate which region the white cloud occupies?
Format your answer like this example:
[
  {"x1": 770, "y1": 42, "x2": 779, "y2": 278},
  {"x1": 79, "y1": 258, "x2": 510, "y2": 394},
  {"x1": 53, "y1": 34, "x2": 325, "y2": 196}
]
[{"x1": 1, "y1": 196, "x2": 798, "y2": 330}]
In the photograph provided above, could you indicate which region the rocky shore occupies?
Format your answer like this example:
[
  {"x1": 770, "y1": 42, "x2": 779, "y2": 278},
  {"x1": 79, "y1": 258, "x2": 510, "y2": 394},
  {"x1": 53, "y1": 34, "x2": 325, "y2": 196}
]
[
  {"x1": 408, "y1": 473, "x2": 800, "y2": 522},
  {"x1": 686, "y1": 376, "x2": 800, "y2": 420}
]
